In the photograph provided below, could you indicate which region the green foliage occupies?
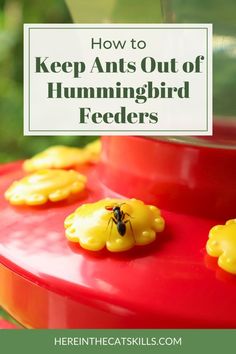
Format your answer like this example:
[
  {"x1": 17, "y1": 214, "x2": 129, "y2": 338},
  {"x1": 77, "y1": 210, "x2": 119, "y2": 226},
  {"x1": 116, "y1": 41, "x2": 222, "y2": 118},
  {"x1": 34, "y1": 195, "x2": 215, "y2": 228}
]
[
  {"x1": 0, "y1": 0, "x2": 96, "y2": 163},
  {"x1": 170, "y1": 0, "x2": 236, "y2": 118},
  {"x1": 0, "y1": 306, "x2": 19, "y2": 325},
  {"x1": 0, "y1": 0, "x2": 236, "y2": 164}
]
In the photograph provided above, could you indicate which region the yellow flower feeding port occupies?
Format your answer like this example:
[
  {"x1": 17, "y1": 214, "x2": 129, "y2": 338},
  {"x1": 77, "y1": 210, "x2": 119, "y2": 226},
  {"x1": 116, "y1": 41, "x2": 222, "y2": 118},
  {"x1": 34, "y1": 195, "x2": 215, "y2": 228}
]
[{"x1": 65, "y1": 198, "x2": 165, "y2": 252}]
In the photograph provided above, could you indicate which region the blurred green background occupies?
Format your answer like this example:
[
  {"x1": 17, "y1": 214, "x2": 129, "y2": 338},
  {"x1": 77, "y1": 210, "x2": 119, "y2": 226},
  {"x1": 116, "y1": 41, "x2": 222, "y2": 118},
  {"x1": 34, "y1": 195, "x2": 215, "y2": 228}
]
[
  {"x1": 0, "y1": 0, "x2": 96, "y2": 164},
  {"x1": 1, "y1": 0, "x2": 236, "y2": 165}
]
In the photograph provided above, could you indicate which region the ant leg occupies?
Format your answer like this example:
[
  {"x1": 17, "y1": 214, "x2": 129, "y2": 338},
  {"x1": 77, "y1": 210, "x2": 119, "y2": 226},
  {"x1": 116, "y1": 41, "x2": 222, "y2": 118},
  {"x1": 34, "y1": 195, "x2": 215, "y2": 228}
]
[
  {"x1": 125, "y1": 220, "x2": 136, "y2": 242},
  {"x1": 105, "y1": 217, "x2": 113, "y2": 233},
  {"x1": 121, "y1": 212, "x2": 133, "y2": 222},
  {"x1": 123, "y1": 212, "x2": 134, "y2": 219},
  {"x1": 106, "y1": 217, "x2": 117, "y2": 241}
]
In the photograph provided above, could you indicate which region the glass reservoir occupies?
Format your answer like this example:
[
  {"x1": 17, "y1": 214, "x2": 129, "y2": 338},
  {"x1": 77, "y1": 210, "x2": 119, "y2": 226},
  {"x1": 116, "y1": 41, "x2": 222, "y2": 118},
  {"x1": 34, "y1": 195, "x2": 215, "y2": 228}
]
[{"x1": 65, "y1": 0, "x2": 236, "y2": 148}]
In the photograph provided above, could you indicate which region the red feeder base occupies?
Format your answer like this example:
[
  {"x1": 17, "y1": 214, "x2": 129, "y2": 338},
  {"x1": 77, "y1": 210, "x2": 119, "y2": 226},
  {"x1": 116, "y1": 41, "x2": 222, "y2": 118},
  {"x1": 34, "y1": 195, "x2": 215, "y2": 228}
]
[{"x1": 0, "y1": 137, "x2": 236, "y2": 328}]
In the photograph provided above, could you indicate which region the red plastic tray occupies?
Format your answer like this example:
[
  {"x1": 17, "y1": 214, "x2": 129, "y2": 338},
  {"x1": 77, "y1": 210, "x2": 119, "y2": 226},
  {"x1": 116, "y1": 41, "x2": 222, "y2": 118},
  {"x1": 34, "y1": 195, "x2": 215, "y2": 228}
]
[{"x1": 0, "y1": 138, "x2": 236, "y2": 328}]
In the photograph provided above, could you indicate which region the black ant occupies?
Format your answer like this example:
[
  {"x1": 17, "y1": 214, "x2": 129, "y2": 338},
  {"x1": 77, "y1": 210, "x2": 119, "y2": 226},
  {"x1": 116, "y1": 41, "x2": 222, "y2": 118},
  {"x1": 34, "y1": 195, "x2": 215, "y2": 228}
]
[{"x1": 105, "y1": 203, "x2": 135, "y2": 240}]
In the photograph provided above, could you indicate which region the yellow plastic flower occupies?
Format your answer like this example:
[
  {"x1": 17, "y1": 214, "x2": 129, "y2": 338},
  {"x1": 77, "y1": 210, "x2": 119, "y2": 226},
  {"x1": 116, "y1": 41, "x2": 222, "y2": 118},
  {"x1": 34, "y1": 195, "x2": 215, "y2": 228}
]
[
  {"x1": 84, "y1": 140, "x2": 101, "y2": 163},
  {"x1": 5, "y1": 169, "x2": 87, "y2": 206},
  {"x1": 65, "y1": 198, "x2": 165, "y2": 252},
  {"x1": 23, "y1": 140, "x2": 101, "y2": 172},
  {"x1": 206, "y1": 219, "x2": 236, "y2": 274}
]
